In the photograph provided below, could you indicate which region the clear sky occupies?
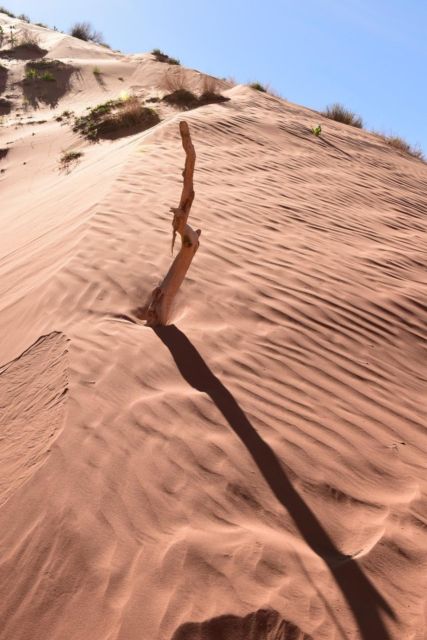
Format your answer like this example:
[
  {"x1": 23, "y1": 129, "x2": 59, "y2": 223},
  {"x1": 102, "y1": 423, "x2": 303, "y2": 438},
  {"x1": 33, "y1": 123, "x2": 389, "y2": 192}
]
[{"x1": 4, "y1": 0, "x2": 427, "y2": 153}]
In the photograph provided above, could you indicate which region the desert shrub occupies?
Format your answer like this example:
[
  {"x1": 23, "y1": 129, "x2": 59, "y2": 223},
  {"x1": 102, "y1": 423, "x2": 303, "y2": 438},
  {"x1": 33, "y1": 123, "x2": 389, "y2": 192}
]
[
  {"x1": 378, "y1": 134, "x2": 425, "y2": 161},
  {"x1": 198, "y1": 75, "x2": 230, "y2": 107},
  {"x1": 73, "y1": 96, "x2": 160, "y2": 140},
  {"x1": 69, "y1": 21, "x2": 103, "y2": 44},
  {"x1": 93, "y1": 66, "x2": 101, "y2": 75},
  {"x1": 198, "y1": 91, "x2": 230, "y2": 106},
  {"x1": 18, "y1": 14, "x2": 30, "y2": 22},
  {"x1": 200, "y1": 74, "x2": 219, "y2": 95},
  {"x1": 162, "y1": 67, "x2": 188, "y2": 93},
  {"x1": 249, "y1": 82, "x2": 267, "y2": 92},
  {"x1": 152, "y1": 48, "x2": 180, "y2": 65},
  {"x1": 19, "y1": 30, "x2": 41, "y2": 47},
  {"x1": 23, "y1": 60, "x2": 75, "y2": 108},
  {"x1": 0, "y1": 6, "x2": 15, "y2": 18},
  {"x1": 35, "y1": 23, "x2": 48, "y2": 29},
  {"x1": 59, "y1": 150, "x2": 83, "y2": 172},
  {"x1": 322, "y1": 103, "x2": 363, "y2": 128},
  {"x1": 163, "y1": 89, "x2": 198, "y2": 110}
]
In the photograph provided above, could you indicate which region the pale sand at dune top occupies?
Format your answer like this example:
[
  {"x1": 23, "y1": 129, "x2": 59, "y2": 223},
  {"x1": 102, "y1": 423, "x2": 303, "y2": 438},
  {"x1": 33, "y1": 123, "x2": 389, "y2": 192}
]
[{"x1": 0, "y1": 13, "x2": 426, "y2": 640}]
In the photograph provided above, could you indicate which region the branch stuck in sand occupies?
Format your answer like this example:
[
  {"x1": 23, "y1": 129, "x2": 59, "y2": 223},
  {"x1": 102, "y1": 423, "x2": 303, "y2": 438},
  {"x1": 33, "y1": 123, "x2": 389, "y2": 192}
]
[{"x1": 146, "y1": 121, "x2": 200, "y2": 326}]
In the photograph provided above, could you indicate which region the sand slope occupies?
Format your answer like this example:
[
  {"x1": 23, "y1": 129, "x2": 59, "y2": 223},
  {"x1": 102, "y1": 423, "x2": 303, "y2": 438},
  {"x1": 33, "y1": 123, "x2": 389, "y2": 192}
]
[{"x1": 0, "y1": 14, "x2": 426, "y2": 640}]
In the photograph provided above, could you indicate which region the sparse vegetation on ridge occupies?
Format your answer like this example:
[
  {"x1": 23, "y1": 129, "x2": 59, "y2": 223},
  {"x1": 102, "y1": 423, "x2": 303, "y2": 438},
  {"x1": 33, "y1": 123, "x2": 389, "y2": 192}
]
[
  {"x1": 249, "y1": 82, "x2": 267, "y2": 93},
  {"x1": 0, "y1": 6, "x2": 15, "y2": 18},
  {"x1": 73, "y1": 96, "x2": 160, "y2": 140},
  {"x1": 69, "y1": 21, "x2": 104, "y2": 45},
  {"x1": 377, "y1": 133, "x2": 425, "y2": 161},
  {"x1": 152, "y1": 48, "x2": 180, "y2": 65},
  {"x1": 322, "y1": 103, "x2": 363, "y2": 128},
  {"x1": 161, "y1": 69, "x2": 230, "y2": 110}
]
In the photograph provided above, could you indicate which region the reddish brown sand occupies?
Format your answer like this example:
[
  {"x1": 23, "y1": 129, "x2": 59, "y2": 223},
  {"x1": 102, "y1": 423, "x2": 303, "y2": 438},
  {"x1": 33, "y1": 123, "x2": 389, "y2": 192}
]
[{"x1": 0, "y1": 14, "x2": 426, "y2": 640}]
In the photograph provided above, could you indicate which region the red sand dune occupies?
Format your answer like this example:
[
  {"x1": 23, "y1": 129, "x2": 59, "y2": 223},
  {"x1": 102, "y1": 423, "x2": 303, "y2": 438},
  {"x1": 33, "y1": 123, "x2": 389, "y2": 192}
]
[{"x1": 0, "y1": 13, "x2": 426, "y2": 640}]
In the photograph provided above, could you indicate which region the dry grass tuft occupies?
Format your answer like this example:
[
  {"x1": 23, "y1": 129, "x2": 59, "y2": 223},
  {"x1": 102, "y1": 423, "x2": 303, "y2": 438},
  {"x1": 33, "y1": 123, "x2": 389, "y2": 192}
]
[
  {"x1": 69, "y1": 21, "x2": 104, "y2": 45},
  {"x1": 163, "y1": 89, "x2": 198, "y2": 110},
  {"x1": 377, "y1": 133, "x2": 425, "y2": 161},
  {"x1": 322, "y1": 103, "x2": 363, "y2": 128},
  {"x1": 249, "y1": 82, "x2": 267, "y2": 93},
  {"x1": 161, "y1": 67, "x2": 189, "y2": 93},
  {"x1": 152, "y1": 48, "x2": 180, "y2": 65},
  {"x1": 18, "y1": 29, "x2": 41, "y2": 47},
  {"x1": 59, "y1": 150, "x2": 83, "y2": 172}
]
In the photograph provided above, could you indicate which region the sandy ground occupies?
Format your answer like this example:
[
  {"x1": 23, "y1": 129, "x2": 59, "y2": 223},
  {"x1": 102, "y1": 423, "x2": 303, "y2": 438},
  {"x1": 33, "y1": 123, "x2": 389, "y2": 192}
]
[{"x1": 0, "y1": 13, "x2": 426, "y2": 640}]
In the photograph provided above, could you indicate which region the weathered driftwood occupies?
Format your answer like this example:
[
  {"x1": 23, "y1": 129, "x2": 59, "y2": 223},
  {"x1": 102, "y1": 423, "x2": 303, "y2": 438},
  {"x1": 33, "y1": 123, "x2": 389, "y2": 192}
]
[{"x1": 146, "y1": 121, "x2": 200, "y2": 326}]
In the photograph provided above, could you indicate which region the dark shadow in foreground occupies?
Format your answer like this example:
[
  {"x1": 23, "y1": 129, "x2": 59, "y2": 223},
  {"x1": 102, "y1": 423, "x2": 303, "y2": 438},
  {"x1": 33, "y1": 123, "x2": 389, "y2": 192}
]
[
  {"x1": 154, "y1": 324, "x2": 395, "y2": 640},
  {"x1": 171, "y1": 608, "x2": 313, "y2": 640}
]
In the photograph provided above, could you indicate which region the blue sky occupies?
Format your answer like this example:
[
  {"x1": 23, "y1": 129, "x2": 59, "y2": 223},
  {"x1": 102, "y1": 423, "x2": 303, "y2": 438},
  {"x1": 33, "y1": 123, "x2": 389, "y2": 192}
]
[{"x1": 4, "y1": 0, "x2": 427, "y2": 153}]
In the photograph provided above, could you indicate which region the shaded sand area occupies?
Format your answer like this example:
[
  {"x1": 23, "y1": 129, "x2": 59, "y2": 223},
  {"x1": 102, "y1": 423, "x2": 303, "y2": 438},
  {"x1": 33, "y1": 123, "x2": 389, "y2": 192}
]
[{"x1": 0, "y1": 12, "x2": 426, "y2": 640}]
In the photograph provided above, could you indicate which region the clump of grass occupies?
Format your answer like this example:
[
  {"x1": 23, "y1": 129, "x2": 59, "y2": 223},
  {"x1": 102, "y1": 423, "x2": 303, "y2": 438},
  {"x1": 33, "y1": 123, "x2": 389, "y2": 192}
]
[
  {"x1": 18, "y1": 29, "x2": 41, "y2": 48},
  {"x1": 378, "y1": 134, "x2": 425, "y2": 161},
  {"x1": 322, "y1": 103, "x2": 363, "y2": 128},
  {"x1": 35, "y1": 23, "x2": 48, "y2": 29},
  {"x1": 93, "y1": 66, "x2": 101, "y2": 75},
  {"x1": 41, "y1": 71, "x2": 55, "y2": 81},
  {"x1": 18, "y1": 13, "x2": 30, "y2": 23},
  {"x1": 73, "y1": 96, "x2": 160, "y2": 140},
  {"x1": 249, "y1": 82, "x2": 267, "y2": 93},
  {"x1": 25, "y1": 68, "x2": 38, "y2": 80},
  {"x1": 152, "y1": 48, "x2": 180, "y2": 65},
  {"x1": 0, "y1": 6, "x2": 15, "y2": 18},
  {"x1": 25, "y1": 67, "x2": 55, "y2": 81},
  {"x1": 163, "y1": 89, "x2": 198, "y2": 110},
  {"x1": 59, "y1": 150, "x2": 83, "y2": 172},
  {"x1": 197, "y1": 74, "x2": 230, "y2": 106},
  {"x1": 311, "y1": 124, "x2": 322, "y2": 137},
  {"x1": 69, "y1": 21, "x2": 104, "y2": 44}
]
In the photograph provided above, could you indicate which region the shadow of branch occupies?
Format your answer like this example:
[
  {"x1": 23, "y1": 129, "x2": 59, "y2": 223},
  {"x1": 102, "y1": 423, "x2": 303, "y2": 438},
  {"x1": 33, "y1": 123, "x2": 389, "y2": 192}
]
[{"x1": 153, "y1": 324, "x2": 395, "y2": 640}]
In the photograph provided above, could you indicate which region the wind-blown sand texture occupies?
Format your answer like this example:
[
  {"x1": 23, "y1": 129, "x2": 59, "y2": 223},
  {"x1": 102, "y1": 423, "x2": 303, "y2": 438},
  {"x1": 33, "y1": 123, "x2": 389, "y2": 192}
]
[{"x1": 0, "y1": 13, "x2": 426, "y2": 640}]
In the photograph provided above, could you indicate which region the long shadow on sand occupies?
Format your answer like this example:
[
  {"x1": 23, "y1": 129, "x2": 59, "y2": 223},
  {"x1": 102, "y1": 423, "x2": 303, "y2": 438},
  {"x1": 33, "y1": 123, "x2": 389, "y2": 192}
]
[{"x1": 153, "y1": 324, "x2": 395, "y2": 640}]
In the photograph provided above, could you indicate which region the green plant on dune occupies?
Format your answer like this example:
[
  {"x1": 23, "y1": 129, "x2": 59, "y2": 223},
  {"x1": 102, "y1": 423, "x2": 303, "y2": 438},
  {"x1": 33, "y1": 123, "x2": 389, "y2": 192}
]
[
  {"x1": 41, "y1": 71, "x2": 55, "y2": 81},
  {"x1": 25, "y1": 68, "x2": 38, "y2": 80},
  {"x1": 73, "y1": 96, "x2": 160, "y2": 140},
  {"x1": 311, "y1": 124, "x2": 322, "y2": 137},
  {"x1": 25, "y1": 67, "x2": 55, "y2": 82}
]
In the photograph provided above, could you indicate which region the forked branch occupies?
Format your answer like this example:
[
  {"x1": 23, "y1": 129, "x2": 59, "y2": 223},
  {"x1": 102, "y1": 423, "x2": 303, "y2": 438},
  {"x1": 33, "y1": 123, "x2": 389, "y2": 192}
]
[{"x1": 146, "y1": 121, "x2": 200, "y2": 326}]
